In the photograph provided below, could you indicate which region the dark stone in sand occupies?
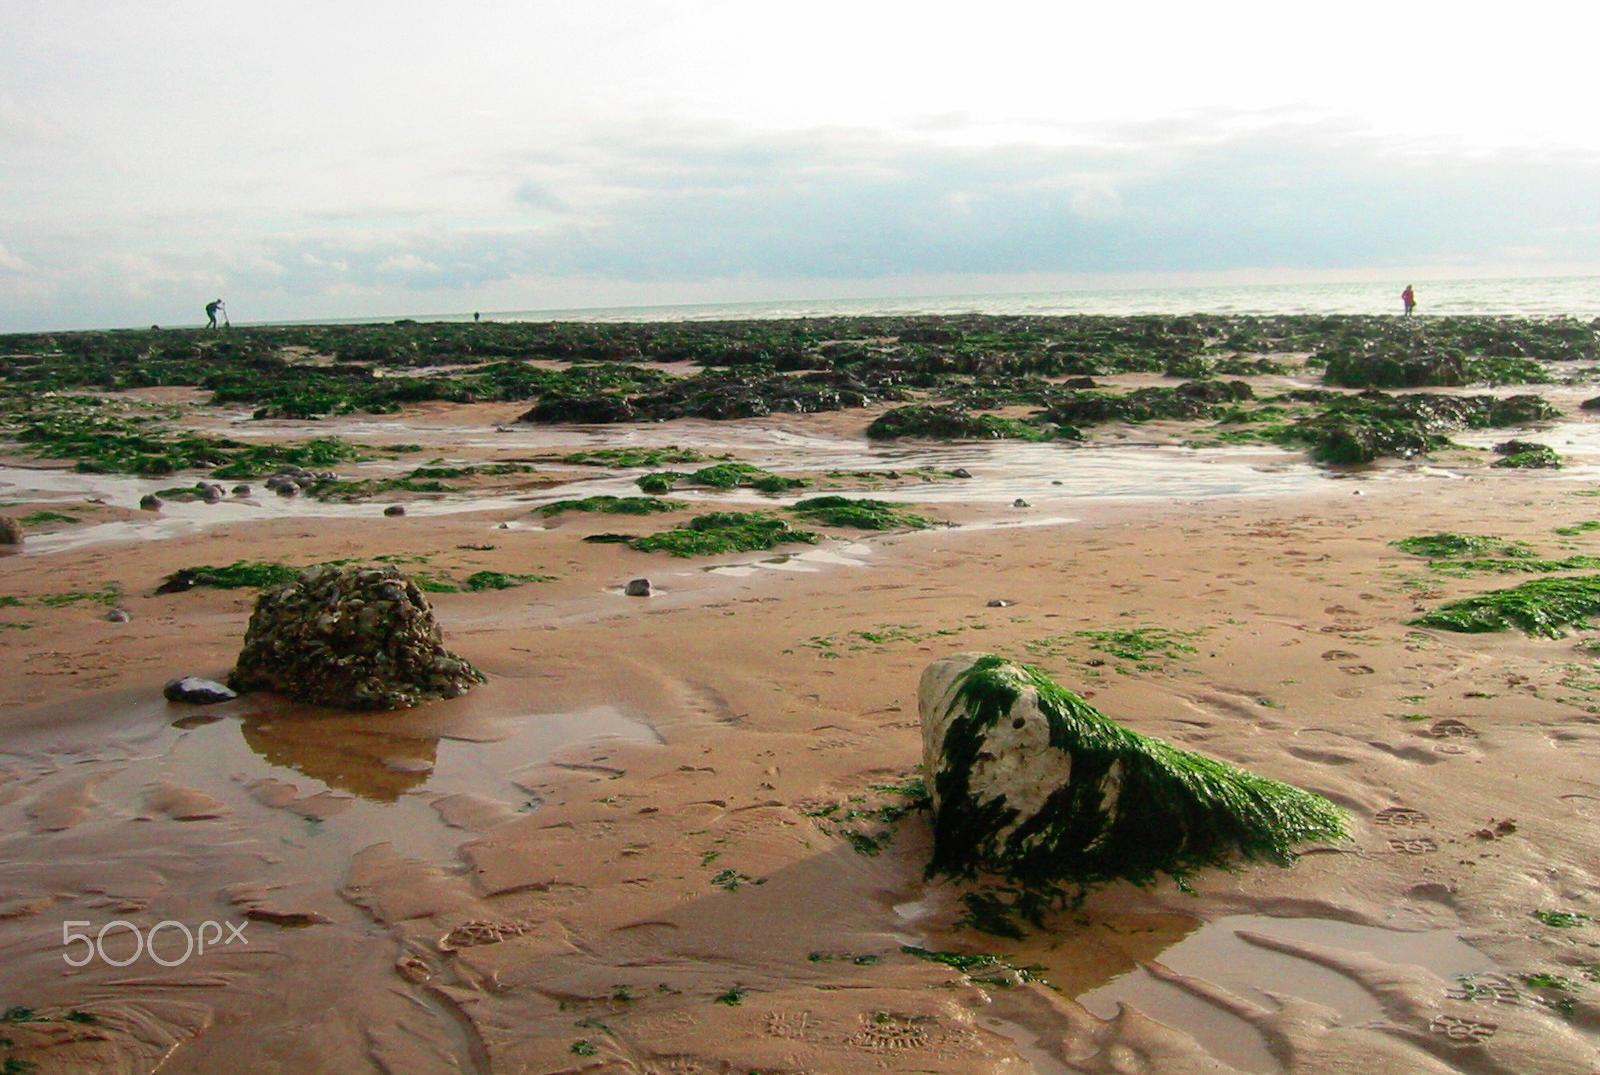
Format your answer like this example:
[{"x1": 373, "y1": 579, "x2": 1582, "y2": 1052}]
[
  {"x1": 384, "y1": 505, "x2": 406, "y2": 517},
  {"x1": 625, "y1": 578, "x2": 652, "y2": 597},
  {"x1": 163, "y1": 676, "x2": 238, "y2": 705},
  {"x1": 155, "y1": 569, "x2": 199, "y2": 594},
  {"x1": 106, "y1": 608, "x2": 132, "y2": 623},
  {"x1": 0, "y1": 516, "x2": 21, "y2": 546},
  {"x1": 139, "y1": 494, "x2": 163, "y2": 512}
]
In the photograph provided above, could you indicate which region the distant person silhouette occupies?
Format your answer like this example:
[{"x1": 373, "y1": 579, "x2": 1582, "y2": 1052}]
[
  {"x1": 474, "y1": 311, "x2": 480, "y2": 322},
  {"x1": 206, "y1": 298, "x2": 226, "y2": 329},
  {"x1": 1401, "y1": 285, "x2": 1416, "y2": 316}
]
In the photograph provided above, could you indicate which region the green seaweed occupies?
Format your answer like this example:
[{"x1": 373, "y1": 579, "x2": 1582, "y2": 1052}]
[
  {"x1": 1493, "y1": 440, "x2": 1561, "y2": 469},
  {"x1": 928, "y1": 655, "x2": 1347, "y2": 896},
  {"x1": 801, "y1": 773, "x2": 928, "y2": 856},
  {"x1": 1532, "y1": 909, "x2": 1592, "y2": 929},
  {"x1": 463, "y1": 571, "x2": 554, "y2": 591},
  {"x1": 160, "y1": 561, "x2": 302, "y2": 590},
  {"x1": 1392, "y1": 533, "x2": 1534, "y2": 559},
  {"x1": 1410, "y1": 576, "x2": 1600, "y2": 637},
  {"x1": 16, "y1": 511, "x2": 77, "y2": 526},
  {"x1": 628, "y1": 512, "x2": 818, "y2": 557},
  {"x1": 537, "y1": 495, "x2": 677, "y2": 517},
  {"x1": 561, "y1": 446, "x2": 714, "y2": 468},
  {"x1": 789, "y1": 496, "x2": 933, "y2": 531}
]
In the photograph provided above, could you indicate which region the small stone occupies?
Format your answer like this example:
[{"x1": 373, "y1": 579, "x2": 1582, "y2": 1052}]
[
  {"x1": 139, "y1": 494, "x2": 163, "y2": 512},
  {"x1": 384, "y1": 505, "x2": 406, "y2": 517},
  {"x1": 106, "y1": 608, "x2": 132, "y2": 623},
  {"x1": 232, "y1": 484, "x2": 253, "y2": 497},
  {"x1": 1013, "y1": 498, "x2": 1030, "y2": 508},
  {"x1": 275, "y1": 482, "x2": 300, "y2": 497},
  {"x1": 624, "y1": 578, "x2": 652, "y2": 597},
  {"x1": 163, "y1": 676, "x2": 238, "y2": 705},
  {"x1": 952, "y1": 468, "x2": 973, "y2": 479},
  {"x1": 986, "y1": 599, "x2": 1013, "y2": 608},
  {"x1": 0, "y1": 516, "x2": 22, "y2": 546}
]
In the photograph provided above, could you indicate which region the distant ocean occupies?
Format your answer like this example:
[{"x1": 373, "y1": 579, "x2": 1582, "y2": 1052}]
[{"x1": 468, "y1": 274, "x2": 1600, "y2": 325}]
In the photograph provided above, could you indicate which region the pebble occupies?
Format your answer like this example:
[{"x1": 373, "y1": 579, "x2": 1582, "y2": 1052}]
[{"x1": 163, "y1": 676, "x2": 238, "y2": 705}]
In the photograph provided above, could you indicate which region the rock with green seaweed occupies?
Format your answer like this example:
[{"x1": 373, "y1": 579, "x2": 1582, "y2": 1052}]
[
  {"x1": 789, "y1": 496, "x2": 933, "y2": 530},
  {"x1": 156, "y1": 560, "x2": 304, "y2": 593},
  {"x1": 538, "y1": 495, "x2": 678, "y2": 517},
  {"x1": 918, "y1": 653, "x2": 1346, "y2": 897},
  {"x1": 1493, "y1": 440, "x2": 1561, "y2": 469},
  {"x1": 1287, "y1": 391, "x2": 1559, "y2": 465},
  {"x1": 229, "y1": 563, "x2": 485, "y2": 709},
  {"x1": 1409, "y1": 575, "x2": 1600, "y2": 638},
  {"x1": 866, "y1": 405, "x2": 1062, "y2": 441},
  {"x1": 628, "y1": 512, "x2": 819, "y2": 557}
]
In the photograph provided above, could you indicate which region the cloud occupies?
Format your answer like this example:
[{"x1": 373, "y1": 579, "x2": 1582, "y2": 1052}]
[{"x1": 4, "y1": 113, "x2": 1600, "y2": 330}]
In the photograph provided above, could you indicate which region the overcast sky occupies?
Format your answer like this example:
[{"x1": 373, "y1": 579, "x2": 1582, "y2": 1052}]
[{"x1": 4, "y1": 0, "x2": 1599, "y2": 331}]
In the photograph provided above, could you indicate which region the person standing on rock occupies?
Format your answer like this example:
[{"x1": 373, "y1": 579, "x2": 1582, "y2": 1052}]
[{"x1": 1401, "y1": 285, "x2": 1416, "y2": 316}]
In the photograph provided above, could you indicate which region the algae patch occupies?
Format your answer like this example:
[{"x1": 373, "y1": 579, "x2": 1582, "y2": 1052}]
[{"x1": 1410, "y1": 576, "x2": 1600, "y2": 638}]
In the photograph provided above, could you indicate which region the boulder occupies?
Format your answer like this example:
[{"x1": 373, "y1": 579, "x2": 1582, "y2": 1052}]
[
  {"x1": 229, "y1": 563, "x2": 485, "y2": 710},
  {"x1": 919, "y1": 653, "x2": 1345, "y2": 888},
  {"x1": 163, "y1": 676, "x2": 237, "y2": 704},
  {"x1": 0, "y1": 516, "x2": 21, "y2": 546}
]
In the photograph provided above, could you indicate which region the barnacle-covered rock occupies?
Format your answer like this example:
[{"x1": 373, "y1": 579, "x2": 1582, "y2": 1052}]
[{"x1": 229, "y1": 563, "x2": 484, "y2": 710}]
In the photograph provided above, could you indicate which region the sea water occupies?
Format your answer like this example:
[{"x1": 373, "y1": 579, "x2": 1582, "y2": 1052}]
[{"x1": 426, "y1": 273, "x2": 1600, "y2": 324}]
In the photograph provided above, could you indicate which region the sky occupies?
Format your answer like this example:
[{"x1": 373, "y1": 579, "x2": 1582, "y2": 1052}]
[{"x1": 3, "y1": 0, "x2": 1599, "y2": 332}]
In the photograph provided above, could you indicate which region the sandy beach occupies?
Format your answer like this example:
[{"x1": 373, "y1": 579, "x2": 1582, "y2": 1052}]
[{"x1": 4, "y1": 333, "x2": 1600, "y2": 1073}]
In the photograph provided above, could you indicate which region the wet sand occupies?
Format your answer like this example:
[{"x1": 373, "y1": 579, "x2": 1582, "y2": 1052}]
[{"x1": 4, "y1": 391, "x2": 1600, "y2": 1072}]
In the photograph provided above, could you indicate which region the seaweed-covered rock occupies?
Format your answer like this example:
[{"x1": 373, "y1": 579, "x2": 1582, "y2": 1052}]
[
  {"x1": 0, "y1": 516, "x2": 21, "y2": 546},
  {"x1": 229, "y1": 563, "x2": 484, "y2": 710},
  {"x1": 1493, "y1": 440, "x2": 1561, "y2": 469},
  {"x1": 866, "y1": 405, "x2": 1058, "y2": 441},
  {"x1": 919, "y1": 653, "x2": 1345, "y2": 888},
  {"x1": 1290, "y1": 391, "x2": 1560, "y2": 465}
]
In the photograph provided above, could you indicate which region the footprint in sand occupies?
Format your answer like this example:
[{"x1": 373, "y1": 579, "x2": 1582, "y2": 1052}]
[
  {"x1": 1427, "y1": 719, "x2": 1479, "y2": 740},
  {"x1": 1373, "y1": 806, "x2": 1431, "y2": 828},
  {"x1": 1340, "y1": 665, "x2": 1376, "y2": 676},
  {"x1": 1446, "y1": 973, "x2": 1523, "y2": 1005},
  {"x1": 437, "y1": 919, "x2": 532, "y2": 952},
  {"x1": 764, "y1": 1010, "x2": 816, "y2": 1041},
  {"x1": 1428, "y1": 1014, "x2": 1498, "y2": 1045},
  {"x1": 1387, "y1": 836, "x2": 1439, "y2": 854},
  {"x1": 847, "y1": 1013, "x2": 933, "y2": 1051}
]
